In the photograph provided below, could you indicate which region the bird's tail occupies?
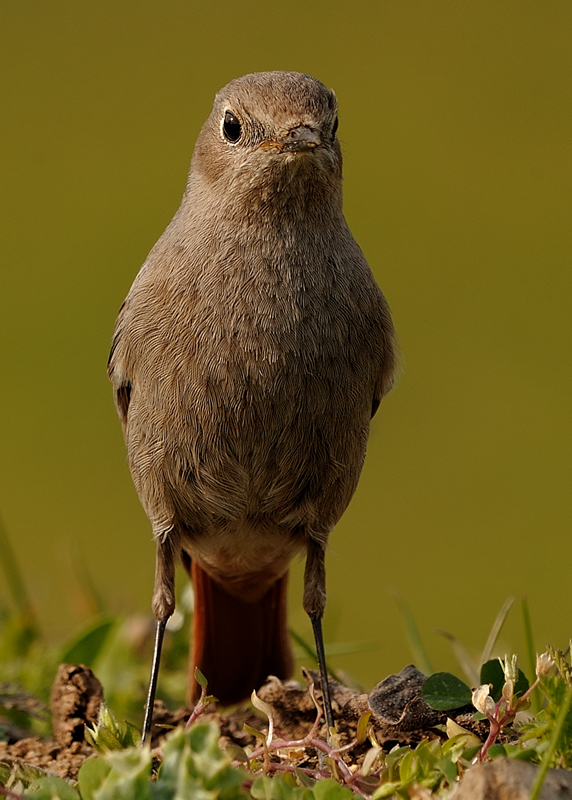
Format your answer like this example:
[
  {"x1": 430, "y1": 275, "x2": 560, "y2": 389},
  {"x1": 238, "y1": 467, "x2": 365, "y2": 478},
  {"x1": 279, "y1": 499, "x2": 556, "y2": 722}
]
[{"x1": 189, "y1": 560, "x2": 293, "y2": 705}]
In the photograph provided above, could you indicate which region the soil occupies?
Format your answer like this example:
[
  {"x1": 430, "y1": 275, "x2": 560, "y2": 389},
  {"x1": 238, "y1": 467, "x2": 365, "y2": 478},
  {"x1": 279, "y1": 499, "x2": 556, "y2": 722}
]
[
  {"x1": 0, "y1": 664, "x2": 104, "y2": 782},
  {"x1": 0, "y1": 662, "x2": 492, "y2": 786}
]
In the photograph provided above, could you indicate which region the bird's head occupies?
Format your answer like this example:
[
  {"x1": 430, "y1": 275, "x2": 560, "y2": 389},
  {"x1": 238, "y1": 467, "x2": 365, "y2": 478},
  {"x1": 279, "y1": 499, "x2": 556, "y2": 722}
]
[{"x1": 188, "y1": 71, "x2": 342, "y2": 212}]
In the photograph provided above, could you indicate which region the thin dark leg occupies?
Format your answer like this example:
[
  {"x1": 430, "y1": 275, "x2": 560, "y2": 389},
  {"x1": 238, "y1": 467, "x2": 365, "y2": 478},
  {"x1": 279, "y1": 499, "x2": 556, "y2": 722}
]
[
  {"x1": 141, "y1": 616, "x2": 168, "y2": 745},
  {"x1": 310, "y1": 612, "x2": 335, "y2": 732}
]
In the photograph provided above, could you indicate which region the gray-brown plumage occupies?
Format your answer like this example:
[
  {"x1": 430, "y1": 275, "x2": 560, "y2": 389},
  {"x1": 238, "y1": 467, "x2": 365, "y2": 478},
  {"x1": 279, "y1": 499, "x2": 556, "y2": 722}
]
[{"x1": 108, "y1": 71, "x2": 397, "y2": 734}]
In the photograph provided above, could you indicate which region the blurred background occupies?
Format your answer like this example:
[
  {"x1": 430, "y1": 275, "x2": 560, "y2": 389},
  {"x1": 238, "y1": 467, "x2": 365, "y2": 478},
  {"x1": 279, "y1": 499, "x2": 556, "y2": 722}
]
[{"x1": 1, "y1": 0, "x2": 570, "y2": 709}]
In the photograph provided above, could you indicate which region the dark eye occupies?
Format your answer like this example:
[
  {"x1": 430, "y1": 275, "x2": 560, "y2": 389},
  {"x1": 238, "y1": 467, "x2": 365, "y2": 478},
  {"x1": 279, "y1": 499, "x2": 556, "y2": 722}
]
[
  {"x1": 223, "y1": 111, "x2": 242, "y2": 143},
  {"x1": 332, "y1": 116, "x2": 339, "y2": 138}
]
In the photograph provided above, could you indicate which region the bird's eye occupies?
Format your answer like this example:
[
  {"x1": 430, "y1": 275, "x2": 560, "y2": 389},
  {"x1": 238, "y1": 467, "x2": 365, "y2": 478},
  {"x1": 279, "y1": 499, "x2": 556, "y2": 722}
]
[
  {"x1": 222, "y1": 111, "x2": 242, "y2": 143},
  {"x1": 332, "y1": 116, "x2": 339, "y2": 138}
]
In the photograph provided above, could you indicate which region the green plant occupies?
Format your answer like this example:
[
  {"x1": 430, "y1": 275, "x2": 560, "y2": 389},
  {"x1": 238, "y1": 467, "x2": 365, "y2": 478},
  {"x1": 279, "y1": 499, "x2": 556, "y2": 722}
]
[
  {"x1": 4, "y1": 540, "x2": 572, "y2": 800},
  {"x1": 371, "y1": 736, "x2": 472, "y2": 799},
  {"x1": 84, "y1": 704, "x2": 141, "y2": 753},
  {"x1": 519, "y1": 645, "x2": 572, "y2": 769},
  {"x1": 2, "y1": 721, "x2": 359, "y2": 800}
]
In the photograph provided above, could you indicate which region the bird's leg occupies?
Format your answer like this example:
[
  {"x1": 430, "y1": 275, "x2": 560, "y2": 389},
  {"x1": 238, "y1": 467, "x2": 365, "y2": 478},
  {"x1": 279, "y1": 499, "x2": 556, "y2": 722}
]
[
  {"x1": 303, "y1": 537, "x2": 335, "y2": 733},
  {"x1": 141, "y1": 534, "x2": 177, "y2": 745},
  {"x1": 309, "y1": 611, "x2": 335, "y2": 732},
  {"x1": 142, "y1": 617, "x2": 168, "y2": 744}
]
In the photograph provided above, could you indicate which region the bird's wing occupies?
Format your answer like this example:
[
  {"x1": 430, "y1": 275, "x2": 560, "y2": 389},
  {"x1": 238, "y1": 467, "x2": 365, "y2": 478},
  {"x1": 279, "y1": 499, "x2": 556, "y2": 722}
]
[{"x1": 107, "y1": 301, "x2": 132, "y2": 426}]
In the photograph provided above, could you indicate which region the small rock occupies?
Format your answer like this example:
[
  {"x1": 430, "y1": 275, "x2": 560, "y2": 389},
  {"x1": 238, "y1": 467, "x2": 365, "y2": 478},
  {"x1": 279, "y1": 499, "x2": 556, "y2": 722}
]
[
  {"x1": 448, "y1": 759, "x2": 572, "y2": 800},
  {"x1": 368, "y1": 664, "x2": 442, "y2": 730}
]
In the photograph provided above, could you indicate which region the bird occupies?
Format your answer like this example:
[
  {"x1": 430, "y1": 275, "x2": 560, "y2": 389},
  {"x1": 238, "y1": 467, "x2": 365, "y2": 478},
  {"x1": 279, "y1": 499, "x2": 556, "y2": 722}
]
[{"x1": 108, "y1": 71, "x2": 397, "y2": 741}]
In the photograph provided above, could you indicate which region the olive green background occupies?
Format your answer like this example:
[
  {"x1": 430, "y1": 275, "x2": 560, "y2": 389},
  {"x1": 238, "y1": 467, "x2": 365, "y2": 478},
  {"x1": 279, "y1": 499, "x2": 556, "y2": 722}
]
[{"x1": 1, "y1": 1, "x2": 571, "y2": 690}]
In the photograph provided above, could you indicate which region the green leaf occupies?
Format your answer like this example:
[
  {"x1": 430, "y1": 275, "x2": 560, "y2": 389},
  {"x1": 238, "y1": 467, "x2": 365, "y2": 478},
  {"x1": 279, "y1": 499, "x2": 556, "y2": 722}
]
[
  {"x1": 462, "y1": 745, "x2": 482, "y2": 762},
  {"x1": 479, "y1": 659, "x2": 529, "y2": 701},
  {"x1": 312, "y1": 778, "x2": 354, "y2": 800},
  {"x1": 0, "y1": 762, "x2": 11, "y2": 785},
  {"x1": 61, "y1": 617, "x2": 115, "y2": 667},
  {"x1": 417, "y1": 738, "x2": 442, "y2": 773},
  {"x1": 251, "y1": 776, "x2": 276, "y2": 799},
  {"x1": 372, "y1": 781, "x2": 403, "y2": 799},
  {"x1": 11, "y1": 761, "x2": 51, "y2": 786},
  {"x1": 250, "y1": 774, "x2": 316, "y2": 800},
  {"x1": 85, "y1": 704, "x2": 141, "y2": 753},
  {"x1": 194, "y1": 666, "x2": 208, "y2": 688},
  {"x1": 24, "y1": 776, "x2": 80, "y2": 800},
  {"x1": 123, "y1": 720, "x2": 141, "y2": 748},
  {"x1": 224, "y1": 744, "x2": 249, "y2": 764},
  {"x1": 512, "y1": 747, "x2": 539, "y2": 761},
  {"x1": 488, "y1": 744, "x2": 507, "y2": 759},
  {"x1": 244, "y1": 723, "x2": 267, "y2": 742},
  {"x1": 95, "y1": 725, "x2": 125, "y2": 751},
  {"x1": 440, "y1": 753, "x2": 459, "y2": 785},
  {"x1": 295, "y1": 768, "x2": 315, "y2": 788},
  {"x1": 157, "y1": 722, "x2": 247, "y2": 798},
  {"x1": 398, "y1": 747, "x2": 416, "y2": 784},
  {"x1": 97, "y1": 746, "x2": 152, "y2": 800},
  {"x1": 384, "y1": 744, "x2": 408, "y2": 779},
  {"x1": 421, "y1": 672, "x2": 472, "y2": 710},
  {"x1": 77, "y1": 756, "x2": 112, "y2": 800},
  {"x1": 252, "y1": 776, "x2": 350, "y2": 800},
  {"x1": 356, "y1": 711, "x2": 371, "y2": 744}
]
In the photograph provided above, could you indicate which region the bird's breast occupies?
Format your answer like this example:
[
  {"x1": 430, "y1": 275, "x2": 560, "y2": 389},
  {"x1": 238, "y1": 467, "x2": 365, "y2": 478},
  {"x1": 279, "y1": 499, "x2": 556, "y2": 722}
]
[{"x1": 120, "y1": 227, "x2": 382, "y2": 539}]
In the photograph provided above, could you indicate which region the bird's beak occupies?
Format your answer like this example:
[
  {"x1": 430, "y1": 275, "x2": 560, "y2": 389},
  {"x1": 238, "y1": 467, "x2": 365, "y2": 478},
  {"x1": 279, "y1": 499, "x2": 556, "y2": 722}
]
[
  {"x1": 261, "y1": 125, "x2": 322, "y2": 153},
  {"x1": 282, "y1": 125, "x2": 321, "y2": 152}
]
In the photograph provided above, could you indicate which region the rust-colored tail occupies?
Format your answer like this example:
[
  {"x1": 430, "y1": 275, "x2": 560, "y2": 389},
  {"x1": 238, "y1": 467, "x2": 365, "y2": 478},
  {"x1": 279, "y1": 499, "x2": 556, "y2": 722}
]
[{"x1": 189, "y1": 561, "x2": 293, "y2": 705}]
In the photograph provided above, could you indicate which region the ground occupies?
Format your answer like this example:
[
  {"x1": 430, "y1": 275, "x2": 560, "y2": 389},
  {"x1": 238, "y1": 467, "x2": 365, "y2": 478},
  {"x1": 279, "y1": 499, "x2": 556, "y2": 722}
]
[{"x1": 0, "y1": 662, "x2": 490, "y2": 785}]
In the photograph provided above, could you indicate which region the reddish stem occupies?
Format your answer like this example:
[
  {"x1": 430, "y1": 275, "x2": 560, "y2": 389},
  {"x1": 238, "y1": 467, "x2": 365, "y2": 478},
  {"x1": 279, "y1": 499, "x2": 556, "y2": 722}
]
[{"x1": 184, "y1": 688, "x2": 210, "y2": 729}]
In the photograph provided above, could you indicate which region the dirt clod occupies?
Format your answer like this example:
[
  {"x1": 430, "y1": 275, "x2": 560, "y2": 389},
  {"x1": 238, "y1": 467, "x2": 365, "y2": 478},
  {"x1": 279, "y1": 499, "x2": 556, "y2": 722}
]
[{"x1": 50, "y1": 664, "x2": 104, "y2": 749}]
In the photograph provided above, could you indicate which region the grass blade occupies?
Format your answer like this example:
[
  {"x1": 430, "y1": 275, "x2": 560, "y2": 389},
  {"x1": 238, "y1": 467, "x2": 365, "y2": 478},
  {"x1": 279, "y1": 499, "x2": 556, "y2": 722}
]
[
  {"x1": 392, "y1": 591, "x2": 433, "y2": 676},
  {"x1": 0, "y1": 516, "x2": 35, "y2": 619},
  {"x1": 320, "y1": 640, "x2": 380, "y2": 657},
  {"x1": 289, "y1": 628, "x2": 342, "y2": 681},
  {"x1": 435, "y1": 628, "x2": 479, "y2": 686},
  {"x1": 522, "y1": 596, "x2": 540, "y2": 713},
  {"x1": 530, "y1": 683, "x2": 572, "y2": 800},
  {"x1": 71, "y1": 545, "x2": 106, "y2": 617},
  {"x1": 480, "y1": 596, "x2": 514, "y2": 666}
]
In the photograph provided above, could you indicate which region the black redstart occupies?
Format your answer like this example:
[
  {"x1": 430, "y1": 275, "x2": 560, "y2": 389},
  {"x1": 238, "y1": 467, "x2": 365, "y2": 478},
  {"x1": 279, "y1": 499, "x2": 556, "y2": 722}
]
[{"x1": 108, "y1": 71, "x2": 397, "y2": 739}]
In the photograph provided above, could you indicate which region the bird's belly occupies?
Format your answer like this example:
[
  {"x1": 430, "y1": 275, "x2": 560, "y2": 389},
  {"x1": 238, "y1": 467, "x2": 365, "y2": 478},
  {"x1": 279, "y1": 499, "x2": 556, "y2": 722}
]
[
  {"x1": 181, "y1": 518, "x2": 305, "y2": 602},
  {"x1": 156, "y1": 359, "x2": 368, "y2": 529},
  {"x1": 127, "y1": 300, "x2": 373, "y2": 571}
]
